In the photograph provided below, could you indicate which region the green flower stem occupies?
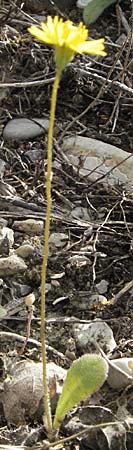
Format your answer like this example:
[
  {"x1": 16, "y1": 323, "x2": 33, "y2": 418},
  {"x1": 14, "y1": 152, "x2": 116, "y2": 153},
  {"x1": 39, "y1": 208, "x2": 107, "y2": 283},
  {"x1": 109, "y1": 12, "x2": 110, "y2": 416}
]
[{"x1": 41, "y1": 68, "x2": 61, "y2": 433}]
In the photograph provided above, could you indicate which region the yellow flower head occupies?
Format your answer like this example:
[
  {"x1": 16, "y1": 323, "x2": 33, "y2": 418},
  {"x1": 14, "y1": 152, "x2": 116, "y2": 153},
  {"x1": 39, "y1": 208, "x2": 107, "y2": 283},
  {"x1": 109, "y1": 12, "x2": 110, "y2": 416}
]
[{"x1": 28, "y1": 16, "x2": 106, "y2": 71}]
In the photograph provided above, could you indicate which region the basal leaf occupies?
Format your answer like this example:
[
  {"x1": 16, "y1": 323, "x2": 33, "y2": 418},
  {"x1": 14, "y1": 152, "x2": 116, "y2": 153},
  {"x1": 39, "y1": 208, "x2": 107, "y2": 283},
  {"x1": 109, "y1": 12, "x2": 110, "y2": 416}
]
[{"x1": 53, "y1": 354, "x2": 108, "y2": 429}]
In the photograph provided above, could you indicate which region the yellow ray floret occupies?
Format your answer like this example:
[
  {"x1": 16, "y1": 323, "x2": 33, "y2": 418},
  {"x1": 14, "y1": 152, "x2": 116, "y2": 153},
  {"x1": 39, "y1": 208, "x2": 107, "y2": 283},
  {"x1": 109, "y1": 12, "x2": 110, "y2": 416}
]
[{"x1": 28, "y1": 16, "x2": 106, "y2": 57}]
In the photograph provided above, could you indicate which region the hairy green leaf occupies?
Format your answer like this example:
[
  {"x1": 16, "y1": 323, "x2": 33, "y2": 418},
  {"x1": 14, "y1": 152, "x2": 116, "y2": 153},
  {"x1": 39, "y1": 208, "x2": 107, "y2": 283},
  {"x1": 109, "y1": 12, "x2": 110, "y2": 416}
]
[
  {"x1": 53, "y1": 354, "x2": 108, "y2": 429},
  {"x1": 83, "y1": 0, "x2": 116, "y2": 25}
]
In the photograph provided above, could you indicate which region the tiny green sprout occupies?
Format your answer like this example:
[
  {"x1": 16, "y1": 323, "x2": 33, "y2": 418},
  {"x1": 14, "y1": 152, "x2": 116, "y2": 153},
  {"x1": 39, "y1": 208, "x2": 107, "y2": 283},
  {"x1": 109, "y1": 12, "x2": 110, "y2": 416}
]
[{"x1": 28, "y1": 16, "x2": 106, "y2": 435}]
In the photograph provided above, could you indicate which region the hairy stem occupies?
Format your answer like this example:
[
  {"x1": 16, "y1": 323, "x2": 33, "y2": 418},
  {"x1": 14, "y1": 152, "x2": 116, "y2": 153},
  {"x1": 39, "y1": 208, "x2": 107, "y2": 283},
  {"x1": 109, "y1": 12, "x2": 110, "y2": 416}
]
[{"x1": 41, "y1": 69, "x2": 61, "y2": 432}]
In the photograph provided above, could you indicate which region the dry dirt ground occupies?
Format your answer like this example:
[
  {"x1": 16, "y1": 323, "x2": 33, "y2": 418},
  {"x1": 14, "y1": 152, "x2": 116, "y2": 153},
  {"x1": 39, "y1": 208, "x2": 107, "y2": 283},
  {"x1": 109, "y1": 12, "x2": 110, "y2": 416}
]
[{"x1": 0, "y1": 1, "x2": 133, "y2": 449}]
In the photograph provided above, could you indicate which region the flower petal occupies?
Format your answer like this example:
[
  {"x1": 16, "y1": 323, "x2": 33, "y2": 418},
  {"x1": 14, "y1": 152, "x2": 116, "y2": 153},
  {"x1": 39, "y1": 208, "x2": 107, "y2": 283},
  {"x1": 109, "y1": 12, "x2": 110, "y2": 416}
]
[
  {"x1": 28, "y1": 24, "x2": 54, "y2": 44},
  {"x1": 77, "y1": 38, "x2": 107, "y2": 56}
]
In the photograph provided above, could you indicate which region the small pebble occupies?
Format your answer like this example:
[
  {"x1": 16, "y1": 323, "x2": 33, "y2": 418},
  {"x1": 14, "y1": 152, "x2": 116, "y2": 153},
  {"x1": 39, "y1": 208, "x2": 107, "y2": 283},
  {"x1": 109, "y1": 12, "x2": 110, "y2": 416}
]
[
  {"x1": 96, "y1": 279, "x2": 109, "y2": 294},
  {"x1": 15, "y1": 244, "x2": 35, "y2": 258},
  {"x1": 49, "y1": 232, "x2": 68, "y2": 248},
  {"x1": 13, "y1": 219, "x2": 44, "y2": 235},
  {"x1": 0, "y1": 255, "x2": 27, "y2": 276}
]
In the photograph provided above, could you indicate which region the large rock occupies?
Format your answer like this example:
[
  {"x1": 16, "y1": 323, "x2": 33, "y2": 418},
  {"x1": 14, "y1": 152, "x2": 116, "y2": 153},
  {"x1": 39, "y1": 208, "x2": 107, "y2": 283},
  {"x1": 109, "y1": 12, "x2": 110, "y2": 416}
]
[{"x1": 63, "y1": 136, "x2": 133, "y2": 190}]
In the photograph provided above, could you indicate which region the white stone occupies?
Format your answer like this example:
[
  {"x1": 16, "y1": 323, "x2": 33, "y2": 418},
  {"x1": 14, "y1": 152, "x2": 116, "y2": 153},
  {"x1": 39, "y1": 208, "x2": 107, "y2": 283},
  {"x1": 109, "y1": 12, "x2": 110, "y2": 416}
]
[
  {"x1": 0, "y1": 226, "x2": 14, "y2": 248},
  {"x1": 73, "y1": 320, "x2": 116, "y2": 352},
  {"x1": 107, "y1": 358, "x2": 133, "y2": 388},
  {"x1": 77, "y1": 0, "x2": 88, "y2": 8}
]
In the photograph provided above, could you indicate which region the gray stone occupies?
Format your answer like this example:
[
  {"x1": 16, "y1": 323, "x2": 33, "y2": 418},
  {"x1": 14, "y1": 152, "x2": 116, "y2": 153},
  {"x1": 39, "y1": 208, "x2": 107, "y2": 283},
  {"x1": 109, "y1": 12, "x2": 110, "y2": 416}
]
[
  {"x1": 3, "y1": 117, "x2": 49, "y2": 141},
  {"x1": 96, "y1": 279, "x2": 109, "y2": 294}
]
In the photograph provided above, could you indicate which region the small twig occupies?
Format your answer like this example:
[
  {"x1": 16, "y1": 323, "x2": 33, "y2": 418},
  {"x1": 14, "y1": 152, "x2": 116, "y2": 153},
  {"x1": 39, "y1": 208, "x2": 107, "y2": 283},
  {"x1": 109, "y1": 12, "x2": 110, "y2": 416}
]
[
  {"x1": 92, "y1": 200, "x2": 120, "y2": 283},
  {"x1": 120, "y1": 194, "x2": 132, "y2": 238},
  {"x1": 97, "y1": 254, "x2": 130, "y2": 275},
  {"x1": 118, "y1": 5, "x2": 131, "y2": 35},
  {"x1": 0, "y1": 78, "x2": 54, "y2": 88},
  {"x1": 89, "y1": 153, "x2": 133, "y2": 187},
  {"x1": 105, "y1": 28, "x2": 133, "y2": 131},
  {"x1": 1, "y1": 65, "x2": 132, "y2": 93},
  {"x1": 19, "y1": 308, "x2": 34, "y2": 355},
  {"x1": 0, "y1": 331, "x2": 67, "y2": 361},
  {"x1": 109, "y1": 279, "x2": 133, "y2": 304},
  {"x1": 0, "y1": 419, "x2": 127, "y2": 449},
  {"x1": 58, "y1": 31, "x2": 132, "y2": 142},
  {"x1": 50, "y1": 420, "x2": 127, "y2": 448},
  {"x1": 71, "y1": 65, "x2": 133, "y2": 95}
]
